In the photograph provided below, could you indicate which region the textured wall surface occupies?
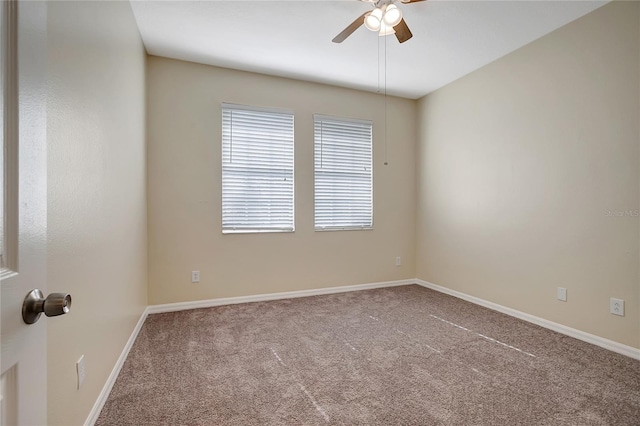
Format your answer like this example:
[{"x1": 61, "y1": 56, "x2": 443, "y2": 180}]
[
  {"x1": 46, "y1": 1, "x2": 148, "y2": 424},
  {"x1": 416, "y1": 2, "x2": 640, "y2": 349},
  {"x1": 147, "y1": 57, "x2": 417, "y2": 304}
]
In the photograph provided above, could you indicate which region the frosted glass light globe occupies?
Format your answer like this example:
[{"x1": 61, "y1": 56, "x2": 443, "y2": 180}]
[
  {"x1": 364, "y1": 7, "x2": 383, "y2": 32},
  {"x1": 383, "y1": 4, "x2": 403, "y2": 27}
]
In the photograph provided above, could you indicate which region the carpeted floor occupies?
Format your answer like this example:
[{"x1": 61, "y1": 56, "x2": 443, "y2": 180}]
[{"x1": 96, "y1": 285, "x2": 640, "y2": 425}]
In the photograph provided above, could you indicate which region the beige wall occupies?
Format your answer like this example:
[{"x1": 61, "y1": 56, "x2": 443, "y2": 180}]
[
  {"x1": 147, "y1": 57, "x2": 416, "y2": 304},
  {"x1": 416, "y1": 2, "x2": 640, "y2": 349},
  {"x1": 43, "y1": 3, "x2": 640, "y2": 424},
  {"x1": 46, "y1": 2, "x2": 147, "y2": 425}
]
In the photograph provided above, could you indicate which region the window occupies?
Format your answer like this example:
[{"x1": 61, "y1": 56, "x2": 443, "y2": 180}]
[
  {"x1": 314, "y1": 115, "x2": 373, "y2": 231},
  {"x1": 221, "y1": 103, "x2": 294, "y2": 233}
]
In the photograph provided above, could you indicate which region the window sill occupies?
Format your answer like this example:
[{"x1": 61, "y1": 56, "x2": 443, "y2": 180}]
[
  {"x1": 222, "y1": 229, "x2": 295, "y2": 235},
  {"x1": 314, "y1": 227, "x2": 373, "y2": 232}
]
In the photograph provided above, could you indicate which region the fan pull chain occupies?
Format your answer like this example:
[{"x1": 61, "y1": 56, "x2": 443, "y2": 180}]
[
  {"x1": 377, "y1": 34, "x2": 380, "y2": 93},
  {"x1": 384, "y1": 33, "x2": 388, "y2": 166}
]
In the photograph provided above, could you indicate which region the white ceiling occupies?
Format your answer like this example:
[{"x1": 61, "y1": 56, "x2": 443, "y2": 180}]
[{"x1": 130, "y1": 0, "x2": 607, "y2": 99}]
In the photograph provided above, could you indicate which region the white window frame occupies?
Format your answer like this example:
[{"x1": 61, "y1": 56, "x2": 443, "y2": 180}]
[
  {"x1": 314, "y1": 114, "x2": 373, "y2": 231},
  {"x1": 221, "y1": 103, "x2": 295, "y2": 234}
]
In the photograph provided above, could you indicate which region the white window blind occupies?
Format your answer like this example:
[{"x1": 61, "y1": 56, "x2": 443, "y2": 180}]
[
  {"x1": 222, "y1": 103, "x2": 294, "y2": 233},
  {"x1": 314, "y1": 114, "x2": 373, "y2": 231}
]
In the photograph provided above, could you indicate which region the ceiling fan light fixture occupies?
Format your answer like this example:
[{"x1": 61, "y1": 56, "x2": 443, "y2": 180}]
[
  {"x1": 332, "y1": 0, "x2": 414, "y2": 44},
  {"x1": 364, "y1": 7, "x2": 383, "y2": 31},
  {"x1": 378, "y1": 21, "x2": 396, "y2": 36},
  {"x1": 383, "y1": 4, "x2": 403, "y2": 27}
]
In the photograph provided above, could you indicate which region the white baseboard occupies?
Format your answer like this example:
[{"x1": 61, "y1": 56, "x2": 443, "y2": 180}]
[
  {"x1": 84, "y1": 307, "x2": 150, "y2": 426},
  {"x1": 147, "y1": 279, "x2": 416, "y2": 314},
  {"x1": 415, "y1": 279, "x2": 640, "y2": 361}
]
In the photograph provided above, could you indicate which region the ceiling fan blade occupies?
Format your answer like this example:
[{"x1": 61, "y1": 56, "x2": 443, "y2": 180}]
[
  {"x1": 394, "y1": 18, "x2": 413, "y2": 43},
  {"x1": 332, "y1": 12, "x2": 368, "y2": 43}
]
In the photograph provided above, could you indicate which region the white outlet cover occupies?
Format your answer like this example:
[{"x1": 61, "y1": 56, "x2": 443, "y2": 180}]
[
  {"x1": 191, "y1": 270, "x2": 200, "y2": 283},
  {"x1": 610, "y1": 298, "x2": 624, "y2": 316},
  {"x1": 557, "y1": 287, "x2": 567, "y2": 302}
]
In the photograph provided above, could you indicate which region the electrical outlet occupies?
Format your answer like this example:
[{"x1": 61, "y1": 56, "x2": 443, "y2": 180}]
[
  {"x1": 557, "y1": 287, "x2": 567, "y2": 302},
  {"x1": 76, "y1": 355, "x2": 86, "y2": 389},
  {"x1": 610, "y1": 298, "x2": 624, "y2": 316},
  {"x1": 191, "y1": 270, "x2": 200, "y2": 283},
  {"x1": 395, "y1": 257, "x2": 401, "y2": 266}
]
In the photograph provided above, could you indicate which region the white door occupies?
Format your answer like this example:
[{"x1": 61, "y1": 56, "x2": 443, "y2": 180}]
[{"x1": 1, "y1": 0, "x2": 49, "y2": 425}]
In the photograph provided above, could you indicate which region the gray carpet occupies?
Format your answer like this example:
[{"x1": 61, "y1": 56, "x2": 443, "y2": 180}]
[{"x1": 96, "y1": 285, "x2": 640, "y2": 425}]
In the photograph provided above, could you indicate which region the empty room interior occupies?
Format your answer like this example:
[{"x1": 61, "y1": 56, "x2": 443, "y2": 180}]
[{"x1": 5, "y1": 0, "x2": 639, "y2": 424}]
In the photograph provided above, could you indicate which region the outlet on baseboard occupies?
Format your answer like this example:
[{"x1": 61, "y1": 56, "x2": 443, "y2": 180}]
[
  {"x1": 191, "y1": 271, "x2": 200, "y2": 283},
  {"x1": 76, "y1": 355, "x2": 86, "y2": 389},
  {"x1": 557, "y1": 287, "x2": 567, "y2": 302}
]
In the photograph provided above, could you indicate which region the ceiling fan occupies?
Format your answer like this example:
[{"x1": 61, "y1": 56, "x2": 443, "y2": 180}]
[{"x1": 333, "y1": 0, "x2": 426, "y2": 44}]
